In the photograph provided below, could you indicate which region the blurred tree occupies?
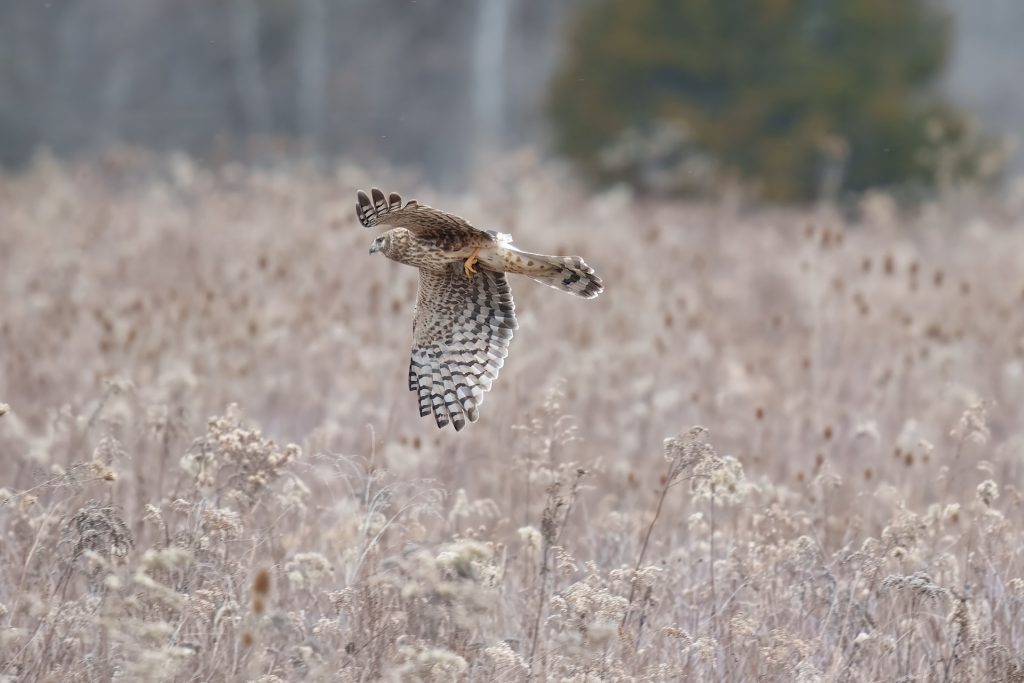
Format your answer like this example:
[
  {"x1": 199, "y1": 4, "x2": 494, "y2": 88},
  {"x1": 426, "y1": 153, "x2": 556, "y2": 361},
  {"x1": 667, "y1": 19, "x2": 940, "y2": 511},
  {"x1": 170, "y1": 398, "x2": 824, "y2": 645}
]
[
  {"x1": 0, "y1": 0, "x2": 576, "y2": 183},
  {"x1": 548, "y1": 0, "x2": 997, "y2": 201}
]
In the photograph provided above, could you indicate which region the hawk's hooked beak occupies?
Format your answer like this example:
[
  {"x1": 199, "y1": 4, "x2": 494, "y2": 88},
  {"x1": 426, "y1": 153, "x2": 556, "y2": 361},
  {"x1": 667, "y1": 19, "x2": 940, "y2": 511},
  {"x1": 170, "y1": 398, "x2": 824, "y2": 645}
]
[{"x1": 369, "y1": 239, "x2": 381, "y2": 254}]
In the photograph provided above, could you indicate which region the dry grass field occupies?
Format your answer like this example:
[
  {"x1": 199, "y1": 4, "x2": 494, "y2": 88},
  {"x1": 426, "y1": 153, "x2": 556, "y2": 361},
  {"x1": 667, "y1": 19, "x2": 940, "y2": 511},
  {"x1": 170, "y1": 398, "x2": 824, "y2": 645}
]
[{"x1": 3, "y1": 152, "x2": 1024, "y2": 681}]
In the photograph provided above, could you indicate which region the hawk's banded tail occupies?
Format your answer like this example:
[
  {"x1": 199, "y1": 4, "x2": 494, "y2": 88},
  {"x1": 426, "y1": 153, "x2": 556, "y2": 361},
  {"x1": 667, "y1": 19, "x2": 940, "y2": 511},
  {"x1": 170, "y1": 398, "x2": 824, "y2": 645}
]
[{"x1": 502, "y1": 249, "x2": 603, "y2": 299}]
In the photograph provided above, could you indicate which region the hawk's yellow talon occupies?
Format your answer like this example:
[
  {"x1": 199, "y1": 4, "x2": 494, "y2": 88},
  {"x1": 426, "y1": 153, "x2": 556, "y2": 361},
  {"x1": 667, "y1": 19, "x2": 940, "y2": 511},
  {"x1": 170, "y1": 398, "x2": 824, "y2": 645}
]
[{"x1": 464, "y1": 247, "x2": 480, "y2": 279}]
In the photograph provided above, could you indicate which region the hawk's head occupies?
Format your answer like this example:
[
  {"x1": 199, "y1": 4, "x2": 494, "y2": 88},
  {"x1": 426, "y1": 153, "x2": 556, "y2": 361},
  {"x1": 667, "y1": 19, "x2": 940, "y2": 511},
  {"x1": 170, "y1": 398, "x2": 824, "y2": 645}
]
[
  {"x1": 368, "y1": 234, "x2": 390, "y2": 255},
  {"x1": 368, "y1": 230, "x2": 411, "y2": 261}
]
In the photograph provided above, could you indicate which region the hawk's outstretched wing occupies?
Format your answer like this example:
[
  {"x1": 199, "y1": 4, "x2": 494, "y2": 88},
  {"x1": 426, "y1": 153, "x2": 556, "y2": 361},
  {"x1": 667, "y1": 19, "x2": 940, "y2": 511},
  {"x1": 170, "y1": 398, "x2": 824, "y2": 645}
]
[
  {"x1": 408, "y1": 262, "x2": 518, "y2": 431},
  {"x1": 356, "y1": 188, "x2": 494, "y2": 250}
]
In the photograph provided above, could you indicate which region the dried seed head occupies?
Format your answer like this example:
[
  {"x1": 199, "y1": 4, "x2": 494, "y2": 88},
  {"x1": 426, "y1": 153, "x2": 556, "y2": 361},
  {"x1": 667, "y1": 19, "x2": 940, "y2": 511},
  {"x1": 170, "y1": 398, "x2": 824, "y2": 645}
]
[
  {"x1": 949, "y1": 596, "x2": 977, "y2": 647},
  {"x1": 952, "y1": 402, "x2": 990, "y2": 445},
  {"x1": 881, "y1": 571, "x2": 946, "y2": 599},
  {"x1": 67, "y1": 500, "x2": 134, "y2": 561},
  {"x1": 253, "y1": 568, "x2": 271, "y2": 596},
  {"x1": 540, "y1": 504, "x2": 560, "y2": 544},
  {"x1": 517, "y1": 526, "x2": 542, "y2": 552},
  {"x1": 663, "y1": 426, "x2": 712, "y2": 483},
  {"x1": 977, "y1": 480, "x2": 999, "y2": 507},
  {"x1": 943, "y1": 504, "x2": 961, "y2": 525}
]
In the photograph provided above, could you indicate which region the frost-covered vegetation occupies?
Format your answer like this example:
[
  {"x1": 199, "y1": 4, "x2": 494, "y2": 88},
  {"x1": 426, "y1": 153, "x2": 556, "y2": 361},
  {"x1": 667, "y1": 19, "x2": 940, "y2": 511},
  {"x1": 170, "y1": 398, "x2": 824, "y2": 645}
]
[{"x1": 3, "y1": 153, "x2": 1024, "y2": 681}]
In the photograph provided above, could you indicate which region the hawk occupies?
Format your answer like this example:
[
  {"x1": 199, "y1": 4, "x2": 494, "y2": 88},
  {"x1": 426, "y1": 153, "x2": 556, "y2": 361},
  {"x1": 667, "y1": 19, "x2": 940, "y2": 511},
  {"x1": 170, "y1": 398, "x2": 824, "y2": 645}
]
[{"x1": 356, "y1": 188, "x2": 602, "y2": 431}]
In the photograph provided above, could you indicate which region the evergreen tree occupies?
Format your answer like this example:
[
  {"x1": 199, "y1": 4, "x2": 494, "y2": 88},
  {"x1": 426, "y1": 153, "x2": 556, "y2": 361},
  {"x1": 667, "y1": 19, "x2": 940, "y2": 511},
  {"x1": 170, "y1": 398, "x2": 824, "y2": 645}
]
[{"x1": 548, "y1": 0, "x2": 989, "y2": 200}]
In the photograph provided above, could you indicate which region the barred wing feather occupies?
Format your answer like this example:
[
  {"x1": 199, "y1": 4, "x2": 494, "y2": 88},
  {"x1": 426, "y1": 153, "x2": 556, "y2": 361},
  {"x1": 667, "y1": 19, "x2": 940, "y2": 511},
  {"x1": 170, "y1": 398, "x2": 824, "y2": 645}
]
[{"x1": 408, "y1": 263, "x2": 517, "y2": 431}]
